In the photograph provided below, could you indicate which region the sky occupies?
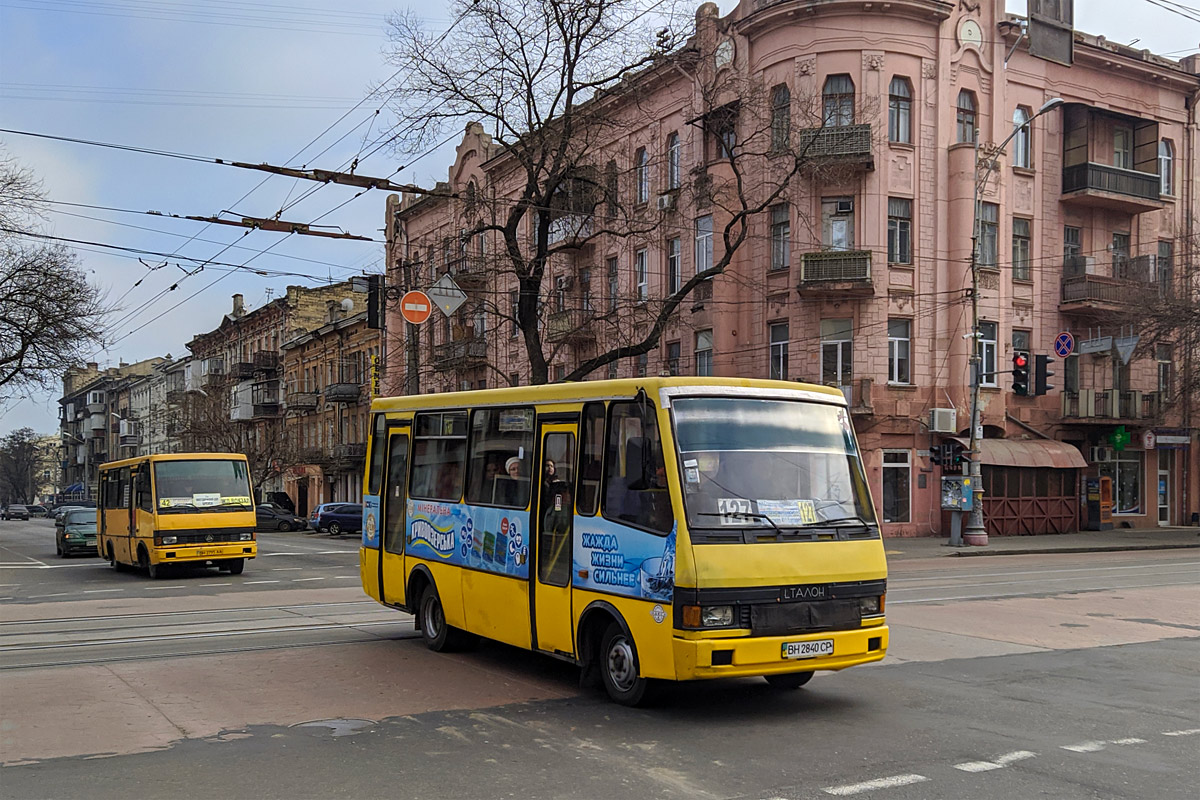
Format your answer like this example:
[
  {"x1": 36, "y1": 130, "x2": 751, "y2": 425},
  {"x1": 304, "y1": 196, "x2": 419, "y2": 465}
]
[{"x1": 0, "y1": 0, "x2": 1195, "y2": 436}]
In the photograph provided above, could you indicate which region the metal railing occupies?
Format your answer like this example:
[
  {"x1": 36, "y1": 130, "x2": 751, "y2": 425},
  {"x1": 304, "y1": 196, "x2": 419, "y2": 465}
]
[
  {"x1": 1062, "y1": 162, "x2": 1160, "y2": 201},
  {"x1": 433, "y1": 337, "x2": 488, "y2": 369},
  {"x1": 546, "y1": 308, "x2": 596, "y2": 342},
  {"x1": 795, "y1": 124, "x2": 872, "y2": 161},
  {"x1": 285, "y1": 391, "x2": 319, "y2": 411},
  {"x1": 547, "y1": 214, "x2": 594, "y2": 246},
  {"x1": 1062, "y1": 389, "x2": 1163, "y2": 420},
  {"x1": 800, "y1": 250, "x2": 872, "y2": 283},
  {"x1": 252, "y1": 351, "x2": 280, "y2": 371},
  {"x1": 1060, "y1": 273, "x2": 1155, "y2": 306},
  {"x1": 323, "y1": 383, "x2": 361, "y2": 403}
]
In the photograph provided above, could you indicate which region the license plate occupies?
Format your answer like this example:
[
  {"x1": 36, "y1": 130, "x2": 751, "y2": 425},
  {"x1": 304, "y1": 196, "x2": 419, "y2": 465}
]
[
  {"x1": 782, "y1": 639, "x2": 833, "y2": 659},
  {"x1": 195, "y1": 548, "x2": 222, "y2": 557}
]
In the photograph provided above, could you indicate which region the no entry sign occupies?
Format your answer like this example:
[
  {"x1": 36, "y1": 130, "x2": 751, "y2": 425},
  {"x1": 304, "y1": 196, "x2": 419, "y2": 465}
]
[{"x1": 400, "y1": 290, "x2": 432, "y2": 325}]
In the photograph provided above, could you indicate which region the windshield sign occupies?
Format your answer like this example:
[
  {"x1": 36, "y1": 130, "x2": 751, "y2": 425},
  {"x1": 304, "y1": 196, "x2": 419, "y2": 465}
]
[
  {"x1": 673, "y1": 397, "x2": 875, "y2": 532},
  {"x1": 154, "y1": 460, "x2": 252, "y2": 513}
]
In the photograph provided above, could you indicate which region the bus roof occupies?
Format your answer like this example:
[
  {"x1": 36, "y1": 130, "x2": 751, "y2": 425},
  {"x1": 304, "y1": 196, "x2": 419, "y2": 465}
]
[
  {"x1": 97, "y1": 452, "x2": 251, "y2": 471},
  {"x1": 370, "y1": 377, "x2": 846, "y2": 414}
]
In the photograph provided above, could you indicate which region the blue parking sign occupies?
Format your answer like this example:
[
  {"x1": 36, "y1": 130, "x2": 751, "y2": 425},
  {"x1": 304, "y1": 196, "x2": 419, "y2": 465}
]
[{"x1": 1054, "y1": 332, "x2": 1074, "y2": 358}]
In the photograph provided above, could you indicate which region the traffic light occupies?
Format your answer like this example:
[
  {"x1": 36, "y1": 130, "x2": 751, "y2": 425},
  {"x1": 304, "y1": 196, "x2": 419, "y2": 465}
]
[
  {"x1": 947, "y1": 441, "x2": 967, "y2": 467},
  {"x1": 1034, "y1": 354, "x2": 1055, "y2": 396},
  {"x1": 366, "y1": 274, "x2": 382, "y2": 329},
  {"x1": 1011, "y1": 352, "x2": 1030, "y2": 396},
  {"x1": 930, "y1": 444, "x2": 945, "y2": 466}
]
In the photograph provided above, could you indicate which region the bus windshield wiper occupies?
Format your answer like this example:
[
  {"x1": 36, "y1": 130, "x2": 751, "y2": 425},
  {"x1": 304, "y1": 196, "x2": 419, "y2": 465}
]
[
  {"x1": 695, "y1": 511, "x2": 786, "y2": 540},
  {"x1": 808, "y1": 515, "x2": 874, "y2": 527}
]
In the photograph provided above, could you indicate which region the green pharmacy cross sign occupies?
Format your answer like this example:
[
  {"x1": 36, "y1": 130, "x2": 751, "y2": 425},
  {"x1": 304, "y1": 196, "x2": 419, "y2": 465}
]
[{"x1": 1108, "y1": 425, "x2": 1131, "y2": 452}]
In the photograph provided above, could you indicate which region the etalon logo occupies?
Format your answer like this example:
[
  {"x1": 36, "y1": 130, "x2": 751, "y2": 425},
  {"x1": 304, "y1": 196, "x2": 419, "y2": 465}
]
[
  {"x1": 205, "y1": 534, "x2": 214, "y2": 543},
  {"x1": 650, "y1": 604, "x2": 667, "y2": 624}
]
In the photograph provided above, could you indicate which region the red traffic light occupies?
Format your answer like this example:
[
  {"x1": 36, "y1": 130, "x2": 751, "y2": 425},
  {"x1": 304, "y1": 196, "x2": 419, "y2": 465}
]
[{"x1": 1013, "y1": 353, "x2": 1028, "y2": 368}]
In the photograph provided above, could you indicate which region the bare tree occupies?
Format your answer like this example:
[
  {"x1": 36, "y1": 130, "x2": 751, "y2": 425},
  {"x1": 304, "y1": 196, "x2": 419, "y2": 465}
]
[
  {"x1": 175, "y1": 390, "x2": 298, "y2": 495},
  {"x1": 0, "y1": 427, "x2": 41, "y2": 504},
  {"x1": 0, "y1": 150, "x2": 108, "y2": 400}
]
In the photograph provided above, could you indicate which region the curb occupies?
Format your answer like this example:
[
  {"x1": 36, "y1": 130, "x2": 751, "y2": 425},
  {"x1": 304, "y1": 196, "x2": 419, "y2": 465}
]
[{"x1": 946, "y1": 543, "x2": 1200, "y2": 557}]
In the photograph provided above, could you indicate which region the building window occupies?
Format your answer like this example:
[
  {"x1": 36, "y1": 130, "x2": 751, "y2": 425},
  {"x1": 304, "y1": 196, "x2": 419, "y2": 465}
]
[
  {"x1": 606, "y1": 256, "x2": 618, "y2": 312},
  {"x1": 888, "y1": 77, "x2": 911, "y2": 143},
  {"x1": 1159, "y1": 139, "x2": 1174, "y2": 195},
  {"x1": 1012, "y1": 107, "x2": 1031, "y2": 168},
  {"x1": 1112, "y1": 232, "x2": 1131, "y2": 277},
  {"x1": 822, "y1": 74, "x2": 854, "y2": 127},
  {"x1": 1012, "y1": 217, "x2": 1031, "y2": 280},
  {"x1": 769, "y1": 204, "x2": 790, "y2": 271},
  {"x1": 887, "y1": 319, "x2": 911, "y2": 384},
  {"x1": 979, "y1": 202, "x2": 998, "y2": 267},
  {"x1": 604, "y1": 159, "x2": 619, "y2": 216},
  {"x1": 1158, "y1": 240, "x2": 1173, "y2": 297},
  {"x1": 635, "y1": 147, "x2": 650, "y2": 205},
  {"x1": 635, "y1": 352, "x2": 648, "y2": 378},
  {"x1": 580, "y1": 267, "x2": 592, "y2": 311},
  {"x1": 1113, "y1": 125, "x2": 1132, "y2": 170},
  {"x1": 887, "y1": 197, "x2": 911, "y2": 264},
  {"x1": 510, "y1": 290, "x2": 519, "y2": 337},
  {"x1": 769, "y1": 322, "x2": 789, "y2": 381},
  {"x1": 1099, "y1": 451, "x2": 1142, "y2": 515},
  {"x1": 666, "y1": 237, "x2": 681, "y2": 294},
  {"x1": 708, "y1": 104, "x2": 737, "y2": 159},
  {"x1": 771, "y1": 84, "x2": 790, "y2": 150},
  {"x1": 694, "y1": 329, "x2": 713, "y2": 376},
  {"x1": 881, "y1": 450, "x2": 911, "y2": 524},
  {"x1": 978, "y1": 321, "x2": 998, "y2": 387},
  {"x1": 1064, "y1": 354, "x2": 1079, "y2": 393},
  {"x1": 820, "y1": 318, "x2": 853, "y2": 403},
  {"x1": 667, "y1": 132, "x2": 681, "y2": 190},
  {"x1": 694, "y1": 215, "x2": 713, "y2": 274},
  {"x1": 956, "y1": 90, "x2": 977, "y2": 143},
  {"x1": 666, "y1": 341, "x2": 680, "y2": 376},
  {"x1": 635, "y1": 248, "x2": 648, "y2": 302},
  {"x1": 821, "y1": 197, "x2": 855, "y2": 250},
  {"x1": 1157, "y1": 344, "x2": 1174, "y2": 400},
  {"x1": 1064, "y1": 225, "x2": 1081, "y2": 258},
  {"x1": 607, "y1": 362, "x2": 618, "y2": 380}
]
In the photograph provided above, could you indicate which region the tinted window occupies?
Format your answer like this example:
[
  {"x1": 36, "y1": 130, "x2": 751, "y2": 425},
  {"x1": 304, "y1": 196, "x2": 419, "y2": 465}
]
[
  {"x1": 577, "y1": 402, "x2": 605, "y2": 515},
  {"x1": 465, "y1": 407, "x2": 535, "y2": 508},
  {"x1": 65, "y1": 510, "x2": 95, "y2": 525},
  {"x1": 411, "y1": 411, "x2": 469, "y2": 502},
  {"x1": 367, "y1": 413, "x2": 387, "y2": 495},
  {"x1": 602, "y1": 400, "x2": 672, "y2": 534}
]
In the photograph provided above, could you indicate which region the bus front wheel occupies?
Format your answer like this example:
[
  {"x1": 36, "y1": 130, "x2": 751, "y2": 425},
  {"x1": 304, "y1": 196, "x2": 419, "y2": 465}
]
[
  {"x1": 765, "y1": 671, "x2": 814, "y2": 690},
  {"x1": 600, "y1": 622, "x2": 651, "y2": 706},
  {"x1": 222, "y1": 559, "x2": 245, "y2": 575},
  {"x1": 418, "y1": 585, "x2": 474, "y2": 652}
]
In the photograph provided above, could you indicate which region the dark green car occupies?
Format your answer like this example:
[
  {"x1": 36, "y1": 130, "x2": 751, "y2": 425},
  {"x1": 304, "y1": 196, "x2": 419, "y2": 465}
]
[{"x1": 56, "y1": 509, "x2": 98, "y2": 557}]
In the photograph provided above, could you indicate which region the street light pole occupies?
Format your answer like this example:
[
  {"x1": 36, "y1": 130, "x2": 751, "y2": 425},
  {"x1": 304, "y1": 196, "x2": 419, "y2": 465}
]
[{"x1": 961, "y1": 97, "x2": 1064, "y2": 546}]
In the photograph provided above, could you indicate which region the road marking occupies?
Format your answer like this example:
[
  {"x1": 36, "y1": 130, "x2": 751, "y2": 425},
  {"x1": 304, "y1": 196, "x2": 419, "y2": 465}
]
[
  {"x1": 28, "y1": 593, "x2": 70, "y2": 598},
  {"x1": 271, "y1": 567, "x2": 304, "y2": 571},
  {"x1": 1110, "y1": 737, "x2": 1147, "y2": 745},
  {"x1": 144, "y1": 585, "x2": 187, "y2": 591},
  {"x1": 291, "y1": 577, "x2": 325, "y2": 582},
  {"x1": 1163, "y1": 729, "x2": 1200, "y2": 736},
  {"x1": 1062, "y1": 738, "x2": 1146, "y2": 753},
  {"x1": 955, "y1": 751, "x2": 1037, "y2": 772},
  {"x1": 261, "y1": 551, "x2": 356, "y2": 557},
  {"x1": 200, "y1": 582, "x2": 232, "y2": 587},
  {"x1": 81, "y1": 589, "x2": 123, "y2": 594},
  {"x1": 822, "y1": 775, "x2": 928, "y2": 795},
  {"x1": 243, "y1": 580, "x2": 281, "y2": 585},
  {"x1": 332, "y1": 575, "x2": 358, "y2": 580}
]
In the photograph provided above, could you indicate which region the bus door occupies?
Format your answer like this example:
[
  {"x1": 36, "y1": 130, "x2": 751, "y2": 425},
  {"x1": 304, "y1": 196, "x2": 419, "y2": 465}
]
[
  {"x1": 379, "y1": 429, "x2": 410, "y2": 607},
  {"x1": 532, "y1": 422, "x2": 577, "y2": 656}
]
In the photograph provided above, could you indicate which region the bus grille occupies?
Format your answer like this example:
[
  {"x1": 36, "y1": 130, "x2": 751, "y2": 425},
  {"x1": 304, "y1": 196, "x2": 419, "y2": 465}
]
[{"x1": 158, "y1": 527, "x2": 254, "y2": 545}]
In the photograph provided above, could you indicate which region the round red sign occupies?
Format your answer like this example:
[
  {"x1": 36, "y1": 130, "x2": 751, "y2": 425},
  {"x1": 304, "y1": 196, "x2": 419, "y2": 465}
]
[{"x1": 399, "y1": 290, "x2": 432, "y2": 325}]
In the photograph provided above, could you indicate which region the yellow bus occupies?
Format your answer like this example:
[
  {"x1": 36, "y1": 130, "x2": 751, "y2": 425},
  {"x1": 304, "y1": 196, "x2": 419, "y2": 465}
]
[
  {"x1": 359, "y1": 378, "x2": 887, "y2": 704},
  {"x1": 97, "y1": 453, "x2": 258, "y2": 578}
]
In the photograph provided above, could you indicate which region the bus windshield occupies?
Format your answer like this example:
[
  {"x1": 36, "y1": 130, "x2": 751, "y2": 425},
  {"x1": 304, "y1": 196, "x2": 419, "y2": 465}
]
[
  {"x1": 154, "y1": 459, "x2": 253, "y2": 513},
  {"x1": 672, "y1": 397, "x2": 876, "y2": 532}
]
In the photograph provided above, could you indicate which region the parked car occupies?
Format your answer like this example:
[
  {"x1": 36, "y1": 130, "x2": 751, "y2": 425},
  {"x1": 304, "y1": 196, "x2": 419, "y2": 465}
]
[
  {"x1": 53, "y1": 505, "x2": 94, "y2": 528},
  {"x1": 1, "y1": 504, "x2": 30, "y2": 521},
  {"x1": 255, "y1": 505, "x2": 308, "y2": 532},
  {"x1": 309, "y1": 503, "x2": 363, "y2": 536},
  {"x1": 26, "y1": 505, "x2": 49, "y2": 518},
  {"x1": 56, "y1": 508, "x2": 99, "y2": 557}
]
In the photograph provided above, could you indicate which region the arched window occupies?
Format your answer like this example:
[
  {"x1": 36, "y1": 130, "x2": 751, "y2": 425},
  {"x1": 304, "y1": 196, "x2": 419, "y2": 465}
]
[
  {"x1": 771, "y1": 84, "x2": 791, "y2": 150},
  {"x1": 956, "y1": 90, "x2": 977, "y2": 143},
  {"x1": 1012, "y1": 107, "x2": 1031, "y2": 168},
  {"x1": 1159, "y1": 139, "x2": 1175, "y2": 195},
  {"x1": 888, "y1": 77, "x2": 912, "y2": 143},
  {"x1": 822, "y1": 74, "x2": 855, "y2": 127}
]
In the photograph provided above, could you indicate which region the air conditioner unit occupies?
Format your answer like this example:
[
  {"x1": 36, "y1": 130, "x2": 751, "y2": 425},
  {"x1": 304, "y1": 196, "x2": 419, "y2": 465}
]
[
  {"x1": 556, "y1": 275, "x2": 574, "y2": 291},
  {"x1": 656, "y1": 193, "x2": 675, "y2": 211},
  {"x1": 929, "y1": 408, "x2": 957, "y2": 434},
  {"x1": 1090, "y1": 446, "x2": 1111, "y2": 462},
  {"x1": 835, "y1": 198, "x2": 854, "y2": 215}
]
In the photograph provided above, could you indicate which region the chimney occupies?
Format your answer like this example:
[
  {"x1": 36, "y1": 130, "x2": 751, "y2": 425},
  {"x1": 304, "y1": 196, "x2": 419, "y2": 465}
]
[
  {"x1": 87, "y1": 362, "x2": 98, "y2": 370},
  {"x1": 232, "y1": 293, "x2": 245, "y2": 317}
]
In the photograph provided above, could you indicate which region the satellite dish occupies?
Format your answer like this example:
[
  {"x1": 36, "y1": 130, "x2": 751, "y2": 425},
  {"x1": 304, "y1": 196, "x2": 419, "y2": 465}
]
[{"x1": 340, "y1": 298, "x2": 354, "y2": 313}]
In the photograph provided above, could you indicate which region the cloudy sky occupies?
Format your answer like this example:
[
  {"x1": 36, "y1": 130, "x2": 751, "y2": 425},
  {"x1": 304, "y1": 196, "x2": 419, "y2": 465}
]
[{"x1": 1, "y1": 0, "x2": 1194, "y2": 435}]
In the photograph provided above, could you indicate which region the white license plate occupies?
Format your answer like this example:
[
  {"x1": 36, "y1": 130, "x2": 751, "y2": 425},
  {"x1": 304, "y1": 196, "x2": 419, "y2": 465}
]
[{"x1": 782, "y1": 639, "x2": 834, "y2": 659}]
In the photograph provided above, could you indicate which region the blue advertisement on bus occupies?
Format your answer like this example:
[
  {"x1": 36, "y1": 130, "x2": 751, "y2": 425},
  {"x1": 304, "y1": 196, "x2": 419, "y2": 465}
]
[
  {"x1": 572, "y1": 518, "x2": 675, "y2": 602},
  {"x1": 362, "y1": 495, "x2": 381, "y2": 548},
  {"x1": 407, "y1": 499, "x2": 531, "y2": 579}
]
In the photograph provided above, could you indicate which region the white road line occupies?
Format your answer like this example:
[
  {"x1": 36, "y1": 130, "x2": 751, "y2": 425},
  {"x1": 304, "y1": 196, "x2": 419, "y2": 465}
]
[
  {"x1": 332, "y1": 575, "x2": 358, "y2": 580},
  {"x1": 260, "y1": 551, "x2": 354, "y2": 557},
  {"x1": 243, "y1": 580, "x2": 281, "y2": 585},
  {"x1": 1061, "y1": 741, "x2": 1107, "y2": 753},
  {"x1": 291, "y1": 577, "x2": 325, "y2": 582},
  {"x1": 81, "y1": 589, "x2": 123, "y2": 594},
  {"x1": 143, "y1": 585, "x2": 187, "y2": 591},
  {"x1": 1163, "y1": 729, "x2": 1200, "y2": 736},
  {"x1": 955, "y1": 751, "x2": 1037, "y2": 772},
  {"x1": 890, "y1": 562, "x2": 1200, "y2": 585},
  {"x1": 822, "y1": 775, "x2": 928, "y2": 796},
  {"x1": 200, "y1": 582, "x2": 232, "y2": 587},
  {"x1": 271, "y1": 567, "x2": 304, "y2": 571},
  {"x1": 1110, "y1": 737, "x2": 1147, "y2": 745},
  {"x1": 28, "y1": 593, "x2": 69, "y2": 599}
]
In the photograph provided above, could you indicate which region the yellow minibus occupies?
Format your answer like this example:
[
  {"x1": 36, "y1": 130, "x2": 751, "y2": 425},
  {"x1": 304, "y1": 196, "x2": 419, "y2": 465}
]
[
  {"x1": 97, "y1": 453, "x2": 258, "y2": 578},
  {"x1": 359, "y1": 378, "x2": 887, "y2": 704}
]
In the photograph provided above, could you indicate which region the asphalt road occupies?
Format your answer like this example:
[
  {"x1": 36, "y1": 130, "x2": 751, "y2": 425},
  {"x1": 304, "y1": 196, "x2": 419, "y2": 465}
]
[{"x1": 1, "y1": 516, "x2": 1197, "y2": 800}]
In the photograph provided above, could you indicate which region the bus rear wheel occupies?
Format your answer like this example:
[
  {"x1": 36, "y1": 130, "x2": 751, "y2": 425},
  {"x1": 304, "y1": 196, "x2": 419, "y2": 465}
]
[
  {"x1": 765, "y1": 671, "x2": 814, "y2": 690},
  {"x1": 108, "y1": 544, "x2": 125, "y2": 572},
  {"x1": 600, "y1": 622, "x2": 651, "y2": 706}
]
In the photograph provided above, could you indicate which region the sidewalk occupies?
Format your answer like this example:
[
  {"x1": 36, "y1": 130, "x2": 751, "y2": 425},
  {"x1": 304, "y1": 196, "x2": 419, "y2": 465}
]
[{"x1": 883, "y1": 526, "x2": 1200, "y2": 560}]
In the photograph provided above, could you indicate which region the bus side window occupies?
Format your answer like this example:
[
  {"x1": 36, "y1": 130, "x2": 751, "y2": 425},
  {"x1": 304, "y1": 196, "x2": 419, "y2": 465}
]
[
  {"x1": 135, "y1": 468, "x2": 153, "y2": 512},
  {"x1": 367, "y1": 413, "x2": 387, "y2": 496},
  {"x1": 410, "y1": 411, "x2": 469, "y2": 502},
  {"x1": 465, "y1": 407, "x2": 535, "y2": 508},
  {"x1": 118, "y1": 467, "x2": 131, "y2": 509},
  {"x1": 576, "y1": 402, "x2": 604, "y2": 516},
  {"x1": 602, "y1": 401, "x2": 672, "y2": 534}
]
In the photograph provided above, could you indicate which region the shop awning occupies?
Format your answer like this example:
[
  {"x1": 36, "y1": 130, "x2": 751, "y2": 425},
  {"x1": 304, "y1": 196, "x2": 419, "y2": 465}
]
[{"x1": 950, "y1": 438, "x2": 1087, "y2": 469}]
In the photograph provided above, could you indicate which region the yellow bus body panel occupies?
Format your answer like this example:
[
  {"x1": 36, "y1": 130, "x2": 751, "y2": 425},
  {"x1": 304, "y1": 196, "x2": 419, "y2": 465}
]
[
  {"x1": 460, "y1": 569, "x2": 531, "y2": 650},
  {"x1": 572, "y1": 590, "x2": 678, "y2": 680},
  {"x1": 361, "y1": 547, "x2": 381, "y2": 602},
  {"x1": 689, "y1": 540, "x2": 887, "y2": 588}
]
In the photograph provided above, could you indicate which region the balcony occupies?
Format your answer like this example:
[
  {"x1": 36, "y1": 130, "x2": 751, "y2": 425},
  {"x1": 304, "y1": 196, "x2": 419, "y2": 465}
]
[
  {"x1": 165, "y1": 389, "x2": 186, "y2": 404},
  {"x1": 229, "y1": 361, "x2": 255, "y2": 380},
  {"x1": 1061, "y1": 163, "x2": 1164, "y2": 214},
  {"x1": 252, "y1": 351, "x2": 280, "y2": 373},
  {"x1": 546, "y1": 308, "x2": 596, "y2": 344},
  {"x1": 251, "y1": 402, "x2": 281, "y2": 419},
  {"x1": 332, "y1": 443, "x2": 367, "y2": 461},
  {"x1": 794, "y1": 124, "x2": 873, "y2": 171},
  {"x1": 1060, "y1": 271, "x2": 1157, "y2": 315},
  {"x1": 205, "y1": 371, "x2": 226, "y2": 388},
  {"x1": 324, "y1": 383, "x2": 362, "y2": 403},
  {"x1": 1062, "y1": 389, "x2": 1164, "y2": 423},
  {"x1": 446, "y1": 256, "x2": 487, "y2": 289},
  {"x1": 119, "y1": 434, "x2": 140, "y2": 448},
  {"x1": 433, "y1": 337, "x2": 488, "y2": 370},
  {"x1": 286, "y1": 391, "x2": 319, "y2": 411},
  {"x1": 798, "y1": 250, "x2": 874, "y2": 296},
  {"x1": 547, "y1": 214, "x2": 594, "y2": 248}
]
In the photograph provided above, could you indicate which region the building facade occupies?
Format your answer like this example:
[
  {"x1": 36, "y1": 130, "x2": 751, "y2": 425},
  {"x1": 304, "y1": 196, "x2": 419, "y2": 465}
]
[{"x1": 385, "y1": 0, "x2": 1198, "y2": 536}]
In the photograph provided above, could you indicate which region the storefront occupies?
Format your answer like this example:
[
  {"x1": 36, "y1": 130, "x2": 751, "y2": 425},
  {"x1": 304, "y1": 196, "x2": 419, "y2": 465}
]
[{"x1": 968, "y1": 438, "x2": 1088, "y2": 536}]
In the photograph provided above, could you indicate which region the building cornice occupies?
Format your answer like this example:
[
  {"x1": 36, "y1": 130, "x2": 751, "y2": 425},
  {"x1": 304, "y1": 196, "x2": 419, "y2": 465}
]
[{"x1": 738, "y1": 0, "x2": 955, "y2": 37}]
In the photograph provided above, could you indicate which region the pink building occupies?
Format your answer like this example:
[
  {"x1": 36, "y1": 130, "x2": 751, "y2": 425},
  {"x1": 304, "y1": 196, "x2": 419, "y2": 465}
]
[{"x1": 386, "y1": 0, "x2": 1197, "y2": 537}]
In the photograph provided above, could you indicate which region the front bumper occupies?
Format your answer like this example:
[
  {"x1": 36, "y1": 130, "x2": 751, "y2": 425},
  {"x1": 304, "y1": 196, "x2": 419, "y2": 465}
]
[
  {"x1": 156, "y1": 543, "x2": 257, "y2": 564},
  {"x1": 63, "y1": 538, "x2": 97, "y2": 555},
  {"x1": 672, "y1": 623, "x2": 888, "y2": 680}
]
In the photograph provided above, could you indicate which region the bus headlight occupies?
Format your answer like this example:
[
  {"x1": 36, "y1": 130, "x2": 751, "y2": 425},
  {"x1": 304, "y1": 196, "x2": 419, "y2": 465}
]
[
  {"x1": 859, "y1": 595, "x2": 883, "y2": 616},
  {"x1": 701, "y1": 606, "x2": 734, "y2": 627},
  {"x1": 160, "y1": 535, "x2": 177, "y2": 545},
  {"x1": 239, "y1": 532, "x2": 254, "y2": 541}
]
